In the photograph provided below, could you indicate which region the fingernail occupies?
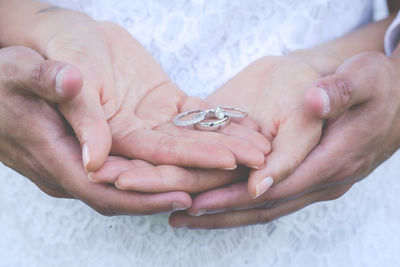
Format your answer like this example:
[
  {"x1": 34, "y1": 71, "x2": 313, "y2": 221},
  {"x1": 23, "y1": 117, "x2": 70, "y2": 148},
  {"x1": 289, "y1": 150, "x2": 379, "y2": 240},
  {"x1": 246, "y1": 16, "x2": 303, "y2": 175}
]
[
  {"x1": 318, "y1": 87, "x2": 330, "y2": 115},
  {"x1": 250, "y1": 165, "x2": 263, "y2": 170},
  {"x1": 55, "y1": 66, "x2": 68, "y2": 94},
  {"x1": 254, "y1": 176, "x2": 274, "y2": 199},
  {"x1": 114, "y1": 180, "x2": 123, "y2": 190},
  {"x1": 172, "y1": 202, "x2": 188, "y2": 211},
  {"x1": 82, "y1": 143, "x2": 90, "y2": 171},
  {"x1": 223, "y1": 165, "x2": 237, "y2": 171},
  {"x1": 189, "y1": 209, "x2": 207, "y2": 216},
  {"x1": 88, "y1": 172, "x2": 98, "y2": 182}
]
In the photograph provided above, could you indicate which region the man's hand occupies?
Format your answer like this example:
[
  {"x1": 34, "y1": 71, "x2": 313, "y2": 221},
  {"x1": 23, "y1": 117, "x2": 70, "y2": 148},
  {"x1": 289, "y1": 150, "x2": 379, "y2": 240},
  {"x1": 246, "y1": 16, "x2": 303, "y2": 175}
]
[
  {"x1": 0, "y1": 46, "x2": 195, "y2": 215},
  {"x1": 169, "y1": 51, "x2": 400, "y2": 228}
]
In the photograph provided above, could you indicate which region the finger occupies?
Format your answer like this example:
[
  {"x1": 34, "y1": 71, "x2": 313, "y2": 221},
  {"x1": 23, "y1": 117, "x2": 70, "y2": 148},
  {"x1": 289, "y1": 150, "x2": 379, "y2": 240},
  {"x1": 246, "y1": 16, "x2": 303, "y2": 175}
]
[
  {"x1": 304, "y1": 52, "x2": 383, "y2": 119},
  {"x1": 58, "y1": 73, "x2": 112, "y2": 172},
  {"x1": 169, "y1": 187, "x2": 325, "y2": 229},
  {"x1": 216, "y1": 121, "x2": 271, "y2": 155},
  {"x1": 181, "y1": 96, "x2": 260, "y2": 131},
  {"x1": 115, "y1": 165, "x2": 247, "y2": 194},
  {"x1": 155, "y1": 123, "x2": 267, "y2": 169},
  {"x1": 170, "y1": 185, "x2": 351, "y2": 229},
  {"x1": 187, "y1": 181, "x2": 250, "y2": 216},
  {"x1": 247, "y1": 111, "x2": 322, "y2": 198},
  {"x1": 188, "y1": 118, "x2": 357, "y2": 215},
  {"x1": 178, "y1": 96, "x2": 269, "y2": 167},
  {"x1": 88, "y1": 156, "x2": 152, "y2": 183},
  {"x1": 181, "y1": 95, "x2": 269, "y2": 154},
  {"x1": 81, "y1": 183, "x2": 192, "y2": 215},
  {"x1": 111, "y1": 128, "x2": 238, "y2": 169},
  {"x1": 56, "y1": 137, "x2": 193, "y2": 214},
  {"x1": 0, "y1": 46, "x2": 82, "y2": 102}
]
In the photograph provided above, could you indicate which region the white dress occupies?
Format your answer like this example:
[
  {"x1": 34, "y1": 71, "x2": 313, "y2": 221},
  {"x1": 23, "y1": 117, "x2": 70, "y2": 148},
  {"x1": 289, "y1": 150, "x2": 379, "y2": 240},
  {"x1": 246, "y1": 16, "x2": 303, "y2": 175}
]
[{"x1": 1, "y1": 1, "x2": 400, "y2": 266}]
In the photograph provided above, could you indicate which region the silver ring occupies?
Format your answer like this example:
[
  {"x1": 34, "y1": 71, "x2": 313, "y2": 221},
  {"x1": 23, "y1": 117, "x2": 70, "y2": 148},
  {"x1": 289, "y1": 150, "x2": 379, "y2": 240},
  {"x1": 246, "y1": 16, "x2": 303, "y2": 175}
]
[
  {"x1": 218, "y1": 106, "x2": 247, "y2": 118},
  {"x1": 195, "y1": 116, "x2": 230, "y2": 131},
  {"x1": 173, "y1": 109, "x2": 207, "y2": 127},
  {"x1": 173, "y1": 106, "x2": 247, "y2": 131}
]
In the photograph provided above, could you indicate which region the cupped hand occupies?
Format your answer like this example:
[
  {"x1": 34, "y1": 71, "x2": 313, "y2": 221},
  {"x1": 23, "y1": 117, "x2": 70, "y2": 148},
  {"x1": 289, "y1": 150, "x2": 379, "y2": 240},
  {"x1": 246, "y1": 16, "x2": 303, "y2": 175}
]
[
  {"x1": 108, "y1": 55, "x2": 324, "y2": 216},
  {"x1": 206, "y1": 56, "x2": 324, "y2": 198},
  {"x1": 0, "y1": 46, "x2": 193, "y2": 215},
  {"x1": 169, "y1": 51, "x2": 400, "y2": 229},
  {"x1": 33, "y1": 12, "x2": 269, "y2": 172}
]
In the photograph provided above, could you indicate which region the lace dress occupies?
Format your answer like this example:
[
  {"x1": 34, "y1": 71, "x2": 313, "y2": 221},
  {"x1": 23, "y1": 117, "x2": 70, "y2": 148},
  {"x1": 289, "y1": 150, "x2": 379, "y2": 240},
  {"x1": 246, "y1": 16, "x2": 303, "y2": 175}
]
[{"x1": 1, "y1": 1, "x2": 400, "y2": 266}]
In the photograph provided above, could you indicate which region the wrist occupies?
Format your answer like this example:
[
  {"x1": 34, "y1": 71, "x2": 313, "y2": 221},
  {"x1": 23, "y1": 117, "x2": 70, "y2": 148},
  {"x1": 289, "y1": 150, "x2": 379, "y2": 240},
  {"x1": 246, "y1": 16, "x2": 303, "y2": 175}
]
[{"x1": 0, "y1": 0, "x2": 93, "y2": 53}]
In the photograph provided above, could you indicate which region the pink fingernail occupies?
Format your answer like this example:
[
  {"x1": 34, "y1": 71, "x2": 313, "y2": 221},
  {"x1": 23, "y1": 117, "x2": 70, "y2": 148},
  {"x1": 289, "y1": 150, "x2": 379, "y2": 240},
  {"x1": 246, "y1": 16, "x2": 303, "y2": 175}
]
[
  {"x1": 82, "y1": 143, "x2": 90, "y2": 172},
  {"x1": 254, "y1": 176, "x2": 274, "y2": 199},
  {"x1": 318, "y1": 87, "x2": 331, "y2": 115},
  {"x1": 223, "y1": 165, "x2": 237, "y2": 171},
  {"x1": 188, "y1": 209, "x2": 207, "y2": 216},
  {"x1": 172, "y1": 202, "x2": 188, "y2": 211},
  {"x1": 56, "y1": 66, "x2": 68, "y2": 94}
]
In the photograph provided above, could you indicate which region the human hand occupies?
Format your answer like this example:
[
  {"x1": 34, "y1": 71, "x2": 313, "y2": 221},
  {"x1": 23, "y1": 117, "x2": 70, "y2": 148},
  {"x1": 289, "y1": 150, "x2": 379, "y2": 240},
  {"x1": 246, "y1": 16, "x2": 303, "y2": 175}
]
[
  {"x1": 206, "y1": 56, "x2": 324, "y2": 199},
  {"x1": 169, "y1": 51, "x2": 400, "y2": 228},
  {"x1": 89, "y1": 55, "x2": 322, "y2": 195},
  {"x1": 26, "y1": 10, "x2": 269, "y2": 173},
  {"x1": 0, "y1": 46, "x2": 194, "y2": 215}
]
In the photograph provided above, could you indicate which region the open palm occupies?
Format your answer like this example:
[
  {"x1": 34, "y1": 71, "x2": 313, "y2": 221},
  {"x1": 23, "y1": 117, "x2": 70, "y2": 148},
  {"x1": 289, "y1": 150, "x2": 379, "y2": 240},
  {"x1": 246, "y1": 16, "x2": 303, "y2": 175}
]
[{"x1": 42, "y1": 18, "x2": 269, "y2": 171}]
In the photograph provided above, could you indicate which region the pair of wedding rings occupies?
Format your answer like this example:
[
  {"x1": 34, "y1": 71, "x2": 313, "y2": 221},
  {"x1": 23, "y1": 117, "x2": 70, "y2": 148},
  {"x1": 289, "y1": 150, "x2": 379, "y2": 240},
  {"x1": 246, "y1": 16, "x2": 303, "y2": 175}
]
[{"x1": 173, "y1": 106, "x2": 247, "y2": 131}]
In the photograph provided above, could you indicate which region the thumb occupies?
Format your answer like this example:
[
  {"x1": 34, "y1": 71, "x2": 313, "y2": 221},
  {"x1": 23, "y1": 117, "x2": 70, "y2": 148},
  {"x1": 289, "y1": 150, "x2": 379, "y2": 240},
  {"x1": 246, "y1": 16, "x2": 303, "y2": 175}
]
[
  {"x1": 8, "y1": 47, "x2": 82, "y2": 102},
  {"x1": 304, "y1": 54, "x2": 379, "y2": 119},
  {"x1": 58, "y1": 79, "x2": 112, "y2": 173}
]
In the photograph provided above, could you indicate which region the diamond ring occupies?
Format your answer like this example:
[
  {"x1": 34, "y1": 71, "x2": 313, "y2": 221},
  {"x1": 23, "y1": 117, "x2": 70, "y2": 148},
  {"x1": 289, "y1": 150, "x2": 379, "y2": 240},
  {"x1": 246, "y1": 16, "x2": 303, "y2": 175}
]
[
  {"x1": 173, "y1": 109, "x2": 207, "y2": 127},
  {"x1": 173, "y1": 106, "x2": 247, "y2": 131}
]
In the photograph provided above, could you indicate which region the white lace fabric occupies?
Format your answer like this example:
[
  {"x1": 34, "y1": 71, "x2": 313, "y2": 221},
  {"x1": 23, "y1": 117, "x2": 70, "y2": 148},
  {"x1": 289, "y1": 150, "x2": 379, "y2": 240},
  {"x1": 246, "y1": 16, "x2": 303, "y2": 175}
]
[{"x1": 1, "y1": 1, "x2": 400, "y2": 267}]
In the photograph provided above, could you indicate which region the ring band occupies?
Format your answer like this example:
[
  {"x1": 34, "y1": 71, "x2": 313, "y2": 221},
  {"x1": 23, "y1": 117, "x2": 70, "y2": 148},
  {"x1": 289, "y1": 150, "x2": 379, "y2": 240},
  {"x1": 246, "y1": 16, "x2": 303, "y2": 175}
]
[
  {"x1": 173, "y1": 109, "x2": 207, "y2": 126},
  {"x1": 218, "y1": 106, "x2": 247, "y2": 118},
  {"x1": 194, "y1": 116, "x2": 230, "y2": 131},
  {"x1": 173, "y1": 106, "x2": 247, "y2": 131}
]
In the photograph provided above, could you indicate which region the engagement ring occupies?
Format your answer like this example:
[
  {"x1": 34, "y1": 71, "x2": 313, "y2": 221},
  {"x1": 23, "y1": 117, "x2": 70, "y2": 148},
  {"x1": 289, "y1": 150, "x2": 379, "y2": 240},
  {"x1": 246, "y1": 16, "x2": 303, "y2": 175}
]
[{"x1": 173, "y1": 106, "x2": 247, "y2": 131}]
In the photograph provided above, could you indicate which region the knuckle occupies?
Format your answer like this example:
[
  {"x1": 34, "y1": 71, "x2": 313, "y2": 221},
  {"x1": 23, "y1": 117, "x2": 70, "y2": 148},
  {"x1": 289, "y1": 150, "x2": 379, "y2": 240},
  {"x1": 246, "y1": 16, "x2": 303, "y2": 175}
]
[
  {"x1": 0, "y1": 47, "x2": 39, "y2": 85},
  {"x1": 332, "y1": 76, "x2": 353, "y2": 108},
  {"x1": 275, "y1": 151, "x2": 301, "y2": 181},
  {"x1": 31, "y1": 61, "x2": 49, "y2": 91},
  {"x1": 69, "y1": 116, "x2": 89, "y2": 142}
]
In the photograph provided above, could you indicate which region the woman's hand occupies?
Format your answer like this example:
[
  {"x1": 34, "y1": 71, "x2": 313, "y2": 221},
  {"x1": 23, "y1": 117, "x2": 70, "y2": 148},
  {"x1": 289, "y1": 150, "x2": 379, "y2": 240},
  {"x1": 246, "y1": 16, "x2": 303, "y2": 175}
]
[
  {"x1": 209, "y1": 55, "x2": 325, "y2": 199},
  {"x1": 0, "y1": 46, "x2": 195, "y2": 215},
  {"x1": 37, "y1": 13, "x2": 268, "y2": 172},
  {"x1": 88, "y1": 55, "x2": 321, "y2": 194},
  {"x1": 169, "y1": 51, "x2": 400, "y2": 228}
]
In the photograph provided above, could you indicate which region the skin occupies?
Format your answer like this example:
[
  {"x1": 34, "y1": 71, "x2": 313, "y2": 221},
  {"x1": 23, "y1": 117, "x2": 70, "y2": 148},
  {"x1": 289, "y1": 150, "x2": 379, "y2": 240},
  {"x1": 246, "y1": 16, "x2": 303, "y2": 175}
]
[
  {"x1": 0, "y1": 46, "x2": 195, "y2": 215},
  {"x1": 0, "y1": 0, "x2": 398, "y2": 225},
  {"x1": 88, "y1": 10, "x2": 397, "y2": 227},
  {"x1": 169, "y1": 50, "x2": 400, "y2": 228},
  {"x1": 0, "y1": 1, "x2": 272, "y2": 215},
  {"x1": 0, "y1": 0, "x2": 269, "y2": 174}
]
